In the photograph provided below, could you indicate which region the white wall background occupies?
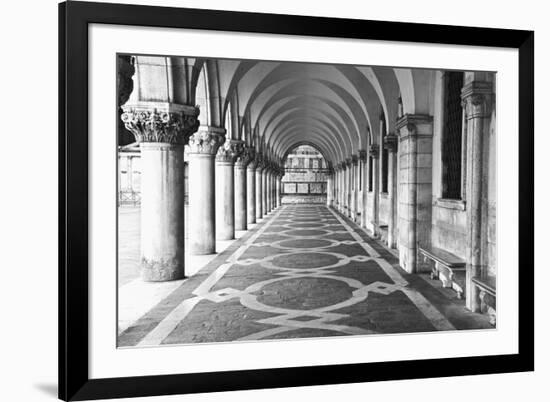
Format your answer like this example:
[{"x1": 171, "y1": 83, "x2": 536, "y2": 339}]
[{"x1": 0, "y1": 0, "x2": 546, "y2": 401}]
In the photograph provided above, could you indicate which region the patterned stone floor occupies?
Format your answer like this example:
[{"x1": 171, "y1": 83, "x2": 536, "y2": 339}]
[{"x1": 118, "y1": 204, "x2": 492, "y2": 347}]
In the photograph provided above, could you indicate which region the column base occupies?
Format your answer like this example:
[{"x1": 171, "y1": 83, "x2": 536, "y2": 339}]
[{"x1": 141, "y1": 258, "x2": 185, "y2": 281}]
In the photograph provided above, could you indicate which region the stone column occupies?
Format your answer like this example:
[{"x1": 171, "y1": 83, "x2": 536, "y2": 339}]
[
  {"x1": 235, "y1": 147, "x2": 254, "y2": 231},
  {"x1": 268, "y1": 169, "x2": 273, "y2": 211},
  {"x1": 359, "y1": 150, "x2": 367, "y2": 228},
  {"x1": 272, "y1": 172, "x2": 277, "y2": 209},
  {"x1": 269, "y1": 170, "x2": 273, "y2": 210},
  {"x1": 395, "y1": 115, "x2": 433, "y2": 273},
  {"x1": 247, "y1": 158, "x2": 258, "y2": 224},
  {"x1": 215, "y1": 139, "x2": 244, "y2": 240},
  {"x1": 262, "y1": 166, "x2": 269, "y2": 217},
  {"x1": 384, "y1": 134, "x2": 398, "y2": 248},
  {"x1": 345, "y1": 159, "x2": 352, "y2": 217},
  {"x1": 271, "y1": 169, "x2": 277, "y2": 209},
  {"x1": 369, "y1": 145, "x2": 380, "y2": 236},
  {"x1": 276, "y1": 171, "x2": 282, "y2": 207},
  {"x1": 255, "y1": 159, "x2": 264, "y2": 220},
  {"x1": 326, "y1": 171, "x2": 333, "y2": 207},
  {"x1": 187, "y1": 127, "x2": 226, "y2": 255},
  {"x1": 462, "y1": 81, "x2": 493, "y2": 311},
  {"x1": 341, "y1": 163, "x2": 346, "y2": 214},
  {"x1": 351, "y1": 155, "x2": 358, "y2": 221},
  {"x1": 265, "y1": 168, "x2": 272, "y2": 214},
  {"x1": 121, "y1": 105, "x2": 199, "y2": 281},
  {"x1": 338, "y1": 164, "x2": 344, "y2": 213},
  {"x1": 333, "y1": 168, "x2": 338, "y2": 209}
]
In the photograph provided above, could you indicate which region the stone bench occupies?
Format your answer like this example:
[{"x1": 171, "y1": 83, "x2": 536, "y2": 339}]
[
  {"x1": 472, "y1": 273, "x2": 496, "y2": 325},
  {"x1": 419, "y1": 246, "x2": 466, "y2": 299}
]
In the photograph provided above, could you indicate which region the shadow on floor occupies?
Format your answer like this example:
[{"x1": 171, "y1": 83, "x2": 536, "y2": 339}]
[{"x1": 34, "y1": 383, "x2": 57, "y2": 398}]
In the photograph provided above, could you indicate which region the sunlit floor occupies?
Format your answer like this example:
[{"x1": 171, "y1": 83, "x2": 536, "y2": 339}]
[{"x1": 117, "y1": 204, "x2": 493, "y2": 347}]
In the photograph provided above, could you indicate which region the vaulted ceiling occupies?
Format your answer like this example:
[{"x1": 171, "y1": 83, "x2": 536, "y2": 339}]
[{"x1": 124, "y1": 55, "x2": 436, "y2": 167}]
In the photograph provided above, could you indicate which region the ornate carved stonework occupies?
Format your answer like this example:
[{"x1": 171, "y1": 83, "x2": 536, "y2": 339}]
[
  {"x1": 395, "y1": 114, "x2": 433, "y2": 139},
  {"x1": 216, "y1": 139, "x2": 245, "y2": 163},
  {"x1": 121, "y1": 108, "x2": 200, "y2": 145},
  {"x1": 369, "y1": 144, "x2": 380, "y2": 159},
  {"x1": 235, "y1": 146, "x2": 255, "y2": 168},
  {"x1": 383, "y1": 133, "x2": 398, "y2": 153},
  {"x1": 247, "y1": 155, "x2": 259, "y2": 170},
  {"x1": 358, "y1": 150, "x2": 367, "y2": 162},
  {"x1": 254, "y1": 154, "x2": 265, "y2": 171},
  {"x1": 461, "y1": 81, "x2": 493, "y2": 120},
  {"x1": 187, "y1": 127, "x2": 225, "y2": 154},
  {"x1": 351, "y1": 155, "x2": 358, "y2": 165},
  {"x1": 345, "y1": 158, "x2": 352, "y2": 167}
]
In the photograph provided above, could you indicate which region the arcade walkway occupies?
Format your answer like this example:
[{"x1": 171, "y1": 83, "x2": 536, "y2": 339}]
[{"x1": 118, "y1": 205, "x2": 492, "y2": 347}]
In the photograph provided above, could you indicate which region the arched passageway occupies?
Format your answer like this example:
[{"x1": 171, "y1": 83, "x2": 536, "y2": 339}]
[{"x1": 117, "y1": 55, "x2": 497, "y2": 344}]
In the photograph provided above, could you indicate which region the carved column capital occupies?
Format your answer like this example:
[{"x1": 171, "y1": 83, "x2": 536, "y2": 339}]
[
  {"x1": 461, "y1": 81, "x2": 493, "y2": 120},
  {"x1": 121, "y1": 104, "x2": 200, "y2": 145},
  {"x1": 254, "y1": 154, "x2": 265, "y2": 171},
  {"x1": 235, "y1": 146, "x2": 255, "y2": 168},
  {"x1": 345, "y1": 158, "x2": 352, "y2": 168},
  {"x1": 351, "y1": 155, "x2": 358, "y2": 165},
  {"x1": 247, "y1": 155, "x2": 259, "y2": 170},
  {"x1": 395, "y1": 114, "x2": 433, "y2": 139},
  {"x1": 187, "y1": 126, "x2": 226, "y2": 155},
  {"x1": 383, "y1": 133, "x2": 398, "y2": 153},
  {"x1": 358, "y1": 150, "x2": 367, "y2": 162},
  {"x1": 216, "y1": 139, "x2": 245, "y2": 164},
  {"x1": 369, "y1": 144, "x2": 380, "y2": 159}
]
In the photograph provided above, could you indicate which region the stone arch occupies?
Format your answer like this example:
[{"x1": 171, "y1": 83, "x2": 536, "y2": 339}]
[{"x1": 392, "y1": 68, "x2": 436, "y2": 116}]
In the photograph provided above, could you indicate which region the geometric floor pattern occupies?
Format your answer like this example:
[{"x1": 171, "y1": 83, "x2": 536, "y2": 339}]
[{"x1": 118, "y1": 204, "x2": 493, "y2": 347}]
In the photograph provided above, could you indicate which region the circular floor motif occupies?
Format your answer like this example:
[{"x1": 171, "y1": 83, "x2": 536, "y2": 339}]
[
  {"x1": 256, "y1": 277, "x2": 353, "y2": 310},
  {"x1": 271, "y1": 252, "x2": 340, "y2": 269},
  {"x1": 292, "y1": 217, "x2": 324, "y2": 222},
  {"x1": 277, "y1": 238, "x2": 334, "y2": 249},
  {"x1": 284, "y1": 229, "x2": 330, "y2": 237},
  {"x1": 285, "y1": 222, "x2": 326, "y2": 229}
]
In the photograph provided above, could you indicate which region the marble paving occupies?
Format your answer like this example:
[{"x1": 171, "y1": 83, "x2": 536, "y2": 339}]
[{"x1": 118, "y1": 205, "x2": 493, "y2": 347}]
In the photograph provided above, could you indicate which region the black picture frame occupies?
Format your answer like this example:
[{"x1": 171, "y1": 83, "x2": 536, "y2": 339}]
[{"x1": 59, "y1": 1, "x2": 534, "y2": 400}]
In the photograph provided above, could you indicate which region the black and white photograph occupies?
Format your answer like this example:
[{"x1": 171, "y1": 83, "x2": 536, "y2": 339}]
[
  {"x1": 2, "y1": 0, "x2": 545, "y2": 401},
  {"x1": 116, "y1": 55, "x2": 497, "y2": 347}
]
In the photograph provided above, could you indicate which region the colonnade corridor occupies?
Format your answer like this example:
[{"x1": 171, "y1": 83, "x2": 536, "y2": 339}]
[{"x1": 118, "y1": 204, "x2": 492, "y2": 347}]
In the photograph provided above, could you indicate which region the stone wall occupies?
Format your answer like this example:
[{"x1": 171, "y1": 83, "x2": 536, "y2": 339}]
[
  {"x1": 428, "y1": 72, "x2": 496, "y2": 277},
  {"x1": 379, "y1": 194, "x2": 390, "y2": 226},
  {"x1": 485, "y1": 108, "x2": 497, "y2": 276},
  {"x1": 365, "y1": 192, "x2": 375, "y2": 233},
  {"x1": 282, "y1": 195, "x2": 327, "y2": 204},
  {"x1": 430, "y1": 73, "x2": 467, "y2": 258},
  {"x1": 282, "y1": 146, "x2": 328, "y2": 196},
  {"x1": 431, "y1": 201, "x2": 467, "y2": 258}
]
